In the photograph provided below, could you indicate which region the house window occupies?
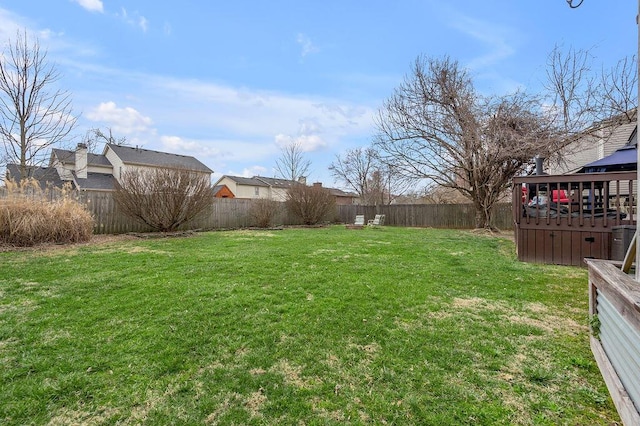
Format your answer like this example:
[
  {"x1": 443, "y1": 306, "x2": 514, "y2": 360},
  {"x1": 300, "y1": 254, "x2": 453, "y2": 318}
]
[{"x1": 254, "y1": 186, "x2": 260, "y2": 196}]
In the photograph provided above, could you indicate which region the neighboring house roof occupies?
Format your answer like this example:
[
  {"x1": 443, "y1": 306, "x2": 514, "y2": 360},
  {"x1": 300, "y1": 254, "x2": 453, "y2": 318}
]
[
  {"x1": 106, "y1": 143, "x2": 213, "y2": 173},
  {"x1": 217, "y1": 174, "x2": 359, "y2": 198},
  {"x1": 51, "y1": 148, "x2": 112, "y2": 167},
  {"x1": 73, "y1": 172, "x2": 117, "y2": 191},
  {"x1": 253, "y1": 176, "x2": 301, "y2": 189},
  {"x1": 5, "y1": 164, "x2": 66, "y2": 189},
  {"x1": 326, "y1": 187, "x2": 358, "y2": 198},
  {"x1": 221, "y1": 176, "x2": 271, "y2": 187},
  {"x1": 218, "y1": 175, "x2": 303, "y2": 188}
]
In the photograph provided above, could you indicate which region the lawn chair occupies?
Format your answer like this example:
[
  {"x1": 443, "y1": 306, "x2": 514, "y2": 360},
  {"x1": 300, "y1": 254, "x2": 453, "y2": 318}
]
[
  {"x1": 367, "y1": 214, "x2": 385, "y2": 227},
  {"x1": 346, "y1": 215, "x2": 365, "y2": 229}
]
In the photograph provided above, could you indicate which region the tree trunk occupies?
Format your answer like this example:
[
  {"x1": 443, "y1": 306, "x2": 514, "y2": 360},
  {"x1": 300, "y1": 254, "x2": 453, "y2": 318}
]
[{"x1": 474, "y1": 202, "x2": 493, "y2": 230}]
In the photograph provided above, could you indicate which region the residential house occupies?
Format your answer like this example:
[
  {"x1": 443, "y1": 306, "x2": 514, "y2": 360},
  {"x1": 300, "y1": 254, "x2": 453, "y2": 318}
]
[
  {"x1": 5, "y1": 143, "x2": 213, "y2": 191},
  {"x1": 546, "y1": 111, "x2": 636, "y2": 175},
  {"x1": 214, "y1": 175, "x2": 358, "y2": 204}
]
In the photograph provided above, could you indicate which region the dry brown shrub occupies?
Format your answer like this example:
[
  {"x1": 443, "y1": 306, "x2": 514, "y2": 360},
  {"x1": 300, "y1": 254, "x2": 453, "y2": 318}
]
[
  {"x1": 0, "y1": 179, "x2": 93, "y2": 246},
  {"x1": 248, "y1": 198, "x2": 281, "y2": 228}
]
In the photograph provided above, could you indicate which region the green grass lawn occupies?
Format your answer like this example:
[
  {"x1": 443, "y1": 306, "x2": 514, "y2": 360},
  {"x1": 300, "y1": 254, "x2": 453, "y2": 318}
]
[{"x1": 0, "y1": 226, "x2": 618, "y2": 425}]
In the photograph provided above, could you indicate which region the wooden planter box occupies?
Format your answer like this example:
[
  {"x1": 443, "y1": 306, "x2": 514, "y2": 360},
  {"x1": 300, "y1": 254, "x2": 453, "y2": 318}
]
[{"x1": 587, "y1": 260, "x2": 640, "y2": 425}]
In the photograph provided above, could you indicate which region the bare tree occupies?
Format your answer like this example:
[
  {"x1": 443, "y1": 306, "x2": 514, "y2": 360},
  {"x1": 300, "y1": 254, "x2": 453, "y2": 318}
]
[
  {"x1": 595, "y1": 55, "x2": 637, "y2": 123},
  {"x1": 0, "y1": 30, "x2": 77, "y2": 179},
  {"x1": 274, "y1": 141, "x2": 311, "y2": 182},
  {"x1": 543, "y1": 46, "x2": 637, "y2": 173},
  {"x1": 285, "y1": 184, "x2": 335, "y2": 225},
  {"x1": 374, "y1": 55, "x2": 560, "y2": 229},
  {"x1": 82, "y1": 127, "x2": 127, "y2": 153},
  {"x1": 113, "y1": 168, "x2": 214, "y2": 232},
  {"x1": 543, "y1": 45, "x2": 637, "y2": 135},
  {"x1": 329, "y1": 147, "x2": 377, "y2": 202},
  {"x1": 544, "y1": 45, "x2": 597, "y2": 135},
  {"x1": 330, "y1": 147, "x2": 414, "y2": 205}
]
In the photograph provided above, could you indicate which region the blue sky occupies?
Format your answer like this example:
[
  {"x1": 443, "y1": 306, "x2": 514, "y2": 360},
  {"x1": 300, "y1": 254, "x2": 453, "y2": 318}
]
[{"x1": 0, "y1": 1, "x2": 636, "y2": 187}]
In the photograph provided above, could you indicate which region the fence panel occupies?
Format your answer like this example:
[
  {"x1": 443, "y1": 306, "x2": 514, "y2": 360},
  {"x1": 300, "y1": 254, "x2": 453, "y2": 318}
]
[
  {"x1": 337, "y1": 203, "x2": 513, "y2": 230},
  {"x1": 1, "y1": 188, "x2": 513, "y2": 233}
]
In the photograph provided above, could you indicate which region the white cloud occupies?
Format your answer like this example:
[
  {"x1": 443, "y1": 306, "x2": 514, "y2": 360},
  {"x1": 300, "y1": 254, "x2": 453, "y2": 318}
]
[
  {"x1": 451, "y1": 16, "x2": 516, "y2": 70},
  {"x1": 275, "y1": 133, "x2": 326, "y2": 152},
  {"x1": 0, "y1": 8, "x2": 27, "y2": 41},
  {"x1": 116, "y1": 8, "x2": 148, "y2": 32},
  {"x1": 296, "y1": 33, "x2": 319, "y2": 58},
  {"x1": 241, "y1": 166, "x2": 268, "y2": 177},
  {"x1": 139, "y1": 16, "x2": 148, "y2": 32},
  {"x1": 160, "y1": 135, "x2": 220, "y2": 157},
  {"x1": 86, "y1": 101, "x2": 153, "y2": 134},
  {"x1": 72, "y1": 0, "x2": 104, "y2": 13}
]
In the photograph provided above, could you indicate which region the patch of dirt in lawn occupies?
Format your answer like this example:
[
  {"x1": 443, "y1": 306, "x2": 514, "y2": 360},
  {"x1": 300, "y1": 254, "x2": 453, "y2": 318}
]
[
  {"x1": 245, "y1": 389, "x2": 267, "y2": 418},
  {"x1": 270, "y1": 359, "x2": 311, "y2": 389},
  {"x1": 48, "y1": 407, "x2": 119, "y2": 426},
  {"x1": 451, "y1": 297, "x2": 585, "y2": 336},
  {"x1": 0, "y1": 233, "x2": 139, "y2": 254},
  {"x1": 205, "y1": 394, "x2": 242, "y2": 424},
  {"x1": 227, "y1": 230, "x2": 278, "y2": 239}
]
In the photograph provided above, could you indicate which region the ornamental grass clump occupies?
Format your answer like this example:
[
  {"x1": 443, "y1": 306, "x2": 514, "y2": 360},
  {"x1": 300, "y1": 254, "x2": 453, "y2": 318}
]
[{"x1": 0, "y1": 179, "x2": 94, "y2": 246}]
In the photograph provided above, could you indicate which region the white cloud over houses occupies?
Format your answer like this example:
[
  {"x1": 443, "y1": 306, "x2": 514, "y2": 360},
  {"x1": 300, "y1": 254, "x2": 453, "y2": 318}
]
[
  {"x1": 72, "y1": 0, "x2": 104, "y2": 13},
  {"x1": 160, "y1": 135, "x2": 221, "y2": 157},
  {"x1": 86, "y1": 101, "x2": 153, "y2": 135}
]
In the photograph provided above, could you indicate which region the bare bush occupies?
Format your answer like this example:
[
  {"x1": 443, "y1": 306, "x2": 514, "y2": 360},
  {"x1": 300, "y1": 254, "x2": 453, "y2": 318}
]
[
  {"x1": 0, "y1": 179, "x2": 93, "y2": 246},
  {"x1": 113, "y1": 168, "x2": 214, "y2": 232},
  {"x1": 285, "y1": 184, "x2": 336, "y2": 225},
  {"x1": 249, "y1": 198, "x2": 281, "y2": 228}
]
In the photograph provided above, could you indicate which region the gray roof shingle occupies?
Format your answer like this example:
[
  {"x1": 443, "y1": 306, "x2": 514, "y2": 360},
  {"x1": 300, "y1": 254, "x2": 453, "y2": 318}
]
[
  {"x1": 5, "y1": 164, "x2": 66, "y2": 189},
  {"x1": 107, "y1": 143, "x2": 212, "y2": 173},
  {"x1": 73, "y1": 172, "x2": 116, "y2": 191},
  {"x1": 52, "y1": 149, "x2": 112, "y2": 167}
]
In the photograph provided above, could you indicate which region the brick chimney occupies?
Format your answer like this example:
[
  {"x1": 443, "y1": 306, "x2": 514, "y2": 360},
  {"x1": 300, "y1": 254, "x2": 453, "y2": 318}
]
[
  {"x1": 313, "y1": 182, "x2": 322, "y2": 188},
  {"x1": 76, "y1": 143, "x2": 88, "y2": 179}
]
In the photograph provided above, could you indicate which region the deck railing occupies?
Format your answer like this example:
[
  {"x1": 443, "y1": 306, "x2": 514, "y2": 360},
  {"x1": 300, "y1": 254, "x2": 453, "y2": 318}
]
[
  {"x1": 512, "y1": 172, "x2": 637, "y2": 266},
  {"x1": 513, "y1": 171, "x2": 637, "y2": 230}
]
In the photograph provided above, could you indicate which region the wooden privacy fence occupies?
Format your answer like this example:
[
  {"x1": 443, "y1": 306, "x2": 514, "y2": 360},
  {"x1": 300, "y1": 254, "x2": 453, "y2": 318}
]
[
  {"x1": 336, "y1": 203, "x2": 513, "y2": 230},
  {"x1": 1, "y1": 188, "x2": 513, "y2": 233},
  {"x1": 76, "y1": 193, "x2": 304, "y2": 234}
]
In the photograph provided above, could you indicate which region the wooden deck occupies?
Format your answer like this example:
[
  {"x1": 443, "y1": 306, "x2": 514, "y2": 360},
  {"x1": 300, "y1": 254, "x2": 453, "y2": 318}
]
[{"x1": 513, "y1": 171, "x2": 637, "y2": 266}]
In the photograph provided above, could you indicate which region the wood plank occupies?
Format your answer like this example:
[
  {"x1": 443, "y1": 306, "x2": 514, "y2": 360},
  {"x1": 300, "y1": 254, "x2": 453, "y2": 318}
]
[
  {"x1": 590, "y1": 336, "x2": 640, "y2": 426},
  {"x1": 560, "y1": 230, "x2": 572, "y2": 266},
  {"x1": 572, "y1": 231, "x2": 584, "y2": 266},
  {"x1": 588, "y1": 260, "x2": 640, "y2": 333},
  {"x1": 622, "y1": 231, "x2": 637, "y2": 274}
]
